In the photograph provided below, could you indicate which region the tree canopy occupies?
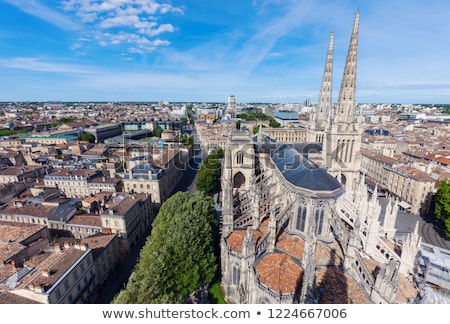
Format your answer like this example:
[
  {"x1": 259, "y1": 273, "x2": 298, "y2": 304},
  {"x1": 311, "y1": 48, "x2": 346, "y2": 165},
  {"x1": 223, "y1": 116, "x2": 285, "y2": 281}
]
[
  {"x1": 113, "y1": 191, "x2": 217, "y2": 304},
  {"x1": 435, "y1": 179, "x2": 450, "y2": 238},
  {"x1": 79, "y1": 132, "x2": 96, "y2": 143},
  {"x1": 237, "y1": 112, "x2": 280, "y2": 128},
  {"x1": 152, "y1": 127, "x2": 163, "y2": 138},
  {"x1": 196, "y1": 149, "x2": 222, "y2": 194}
]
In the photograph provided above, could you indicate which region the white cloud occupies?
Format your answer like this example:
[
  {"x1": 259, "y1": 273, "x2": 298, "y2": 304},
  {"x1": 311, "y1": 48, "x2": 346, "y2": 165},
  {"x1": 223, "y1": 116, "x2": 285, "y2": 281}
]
[
  {"x1": 0, "y1": 57, "x2": 99, "y2": 74},
  {"x1": 5, "y1": 0, "x2": 80, "y2": 30},
  {"x1": 60, "y1": 0, "x2": 183, "y2": 53}
]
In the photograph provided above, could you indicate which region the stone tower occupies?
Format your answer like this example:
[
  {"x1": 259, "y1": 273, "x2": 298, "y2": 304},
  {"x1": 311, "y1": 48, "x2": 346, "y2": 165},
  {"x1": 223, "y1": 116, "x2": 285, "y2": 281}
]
[
  {"x1": 325, "y1": 11, "x2": 363, "y2": 193},
  {"x1": 308, "y1": 31, "x2": 334, "y2": 145}
]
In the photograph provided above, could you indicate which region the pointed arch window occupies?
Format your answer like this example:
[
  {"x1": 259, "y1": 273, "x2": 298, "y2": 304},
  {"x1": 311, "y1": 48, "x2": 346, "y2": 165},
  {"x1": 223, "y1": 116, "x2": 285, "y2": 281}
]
[
  {"x1": 236, "y1": 151, "x2": 244, "y2": 164},
  {"x1": 296, "y1": 203, "x2": 307, "y2": 232},
  {"x1": 315, "y1": 207, "x2": 325, "y2": 235}
]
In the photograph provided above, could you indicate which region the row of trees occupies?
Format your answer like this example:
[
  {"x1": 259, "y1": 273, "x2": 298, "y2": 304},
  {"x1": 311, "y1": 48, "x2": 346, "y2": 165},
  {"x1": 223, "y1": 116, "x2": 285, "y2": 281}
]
[
  {"x1": 113, "y1": 191, "x2": 218, "y2": 303},
  {"x1": 196, "y1": 149, "x2": 223, "y2": 194},
  {"x1": 113, "y1": 139, "x2": 225, "y2": 303},
  {"x1": 435, "y1": 179, "x2": 450, "y2": 238}
]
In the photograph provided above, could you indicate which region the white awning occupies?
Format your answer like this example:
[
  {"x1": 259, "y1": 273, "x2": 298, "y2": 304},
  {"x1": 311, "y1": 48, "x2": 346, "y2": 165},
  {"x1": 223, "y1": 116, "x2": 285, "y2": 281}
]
[{"x1": 399, "y1": 201, "x2": 411, "y2": 209}]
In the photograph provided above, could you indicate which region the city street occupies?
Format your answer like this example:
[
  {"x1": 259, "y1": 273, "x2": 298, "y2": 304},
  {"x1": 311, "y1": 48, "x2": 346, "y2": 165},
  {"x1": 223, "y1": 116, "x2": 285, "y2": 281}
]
[{"x1": 96, "y1": 140, "x2": 203, "y2": 303}]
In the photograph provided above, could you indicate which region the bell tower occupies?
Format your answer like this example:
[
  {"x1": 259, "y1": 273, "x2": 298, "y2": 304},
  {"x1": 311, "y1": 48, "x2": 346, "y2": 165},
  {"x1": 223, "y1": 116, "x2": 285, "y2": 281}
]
[{"x1": 325, "y1": 11, "x2": 362, "y2": 193}]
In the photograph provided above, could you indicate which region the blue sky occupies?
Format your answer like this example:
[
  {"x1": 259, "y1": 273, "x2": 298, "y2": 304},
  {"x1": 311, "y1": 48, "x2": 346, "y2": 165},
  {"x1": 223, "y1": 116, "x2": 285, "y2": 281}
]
[{"x1": 0, "y1": 0, "x2": 449, "y2": 104}]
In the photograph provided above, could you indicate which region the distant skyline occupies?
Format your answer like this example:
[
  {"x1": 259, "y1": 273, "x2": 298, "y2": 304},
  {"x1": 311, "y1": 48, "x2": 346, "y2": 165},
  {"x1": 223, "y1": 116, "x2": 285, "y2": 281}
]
[{"x1": 1, "y1": 0, "x2": 449, "y2": 104}]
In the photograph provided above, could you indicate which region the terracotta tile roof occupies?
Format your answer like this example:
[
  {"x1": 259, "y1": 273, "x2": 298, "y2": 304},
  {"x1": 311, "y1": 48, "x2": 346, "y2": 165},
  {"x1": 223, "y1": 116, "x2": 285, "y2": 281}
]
[
  {"x1": 0, "y1": 264, "x2": 20, "y2": 283},
  {"x1": 314, "y1": 242, "x2": 343, "y2": 265},
  {"x1": 360, "y1": 149, "x2": 396, "y2": 165},
  {"x1": 0, "y1": 202, "x2": 55, "y2": 218},
  {"x1": 81, "y1": 233, "x2": 116, "y2": 250},
  {"x1": 104, "y1": 194, "x2": 146, "y2": 216},
  {"x1": 47, "y1": 168, "x2": 98, "y2": 178},
  {"x1": 226, "y1": 229, "x2": 262, "y2": 254},
  {"x1": 256, "y1": 252, "x2": 303, "y2": 294},
  {"x1": 82, "y1": 192, "x2": 112, "y2": 204},
  {"x1": 0, "y1": 242, "x2": 26, "y2": 264},
  {"x1": 395, "y1": 275, "x2": 418, "y2": 303},
  {"x1": 0, "y1": 291, "x2": 41, "y2": 304},
  {"x1": 315, "y1": 266, "x2": 371, "y2": 304},
  {"x1": 0, "y1": 221, "x2": 46, "y2": 243},
  {"x1": 18, "y1": 247, "x2": 86, "y2": 291},
  {"x1": 89, "y1": 176, "x2": 121, "y2": 184},
  {"x1": 68, "y1": 214, "x2": 102, "y2": 227},
  {"x1": 276, "y1": 236, "x2": 304, "y2": 260}
]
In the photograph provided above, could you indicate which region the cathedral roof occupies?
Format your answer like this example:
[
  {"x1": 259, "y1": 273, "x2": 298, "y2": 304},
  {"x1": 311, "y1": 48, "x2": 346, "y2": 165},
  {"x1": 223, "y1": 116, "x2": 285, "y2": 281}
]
[
  {"x1": 255, "y1": 252, "x2": 304, "y2": 294},
  {"x1": 226, "y1": 229, "x2": 262, "y2": 254},
  {"x1": 269, "y1": 144, "x2": 343, "y2": 194},
  {"x1": 315, "y1": 266, "x2": 371, "y2": 304},
  {"x1": 276, "y1": 236, "x2": 304, "y2": 260}
]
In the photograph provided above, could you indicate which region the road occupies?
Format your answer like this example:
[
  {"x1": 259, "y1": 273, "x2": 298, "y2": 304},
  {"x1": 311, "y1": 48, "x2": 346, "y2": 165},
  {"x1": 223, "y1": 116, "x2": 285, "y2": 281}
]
[{"x1": 95, "y1": 227, "x2": 151, "y2": 304}]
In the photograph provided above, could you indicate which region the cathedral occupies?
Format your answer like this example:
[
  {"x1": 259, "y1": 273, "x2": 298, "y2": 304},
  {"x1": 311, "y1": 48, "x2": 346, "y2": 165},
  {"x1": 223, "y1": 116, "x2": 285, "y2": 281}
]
[{"x1": 220, "y1": 12, "x2": 421, "y2": 304}]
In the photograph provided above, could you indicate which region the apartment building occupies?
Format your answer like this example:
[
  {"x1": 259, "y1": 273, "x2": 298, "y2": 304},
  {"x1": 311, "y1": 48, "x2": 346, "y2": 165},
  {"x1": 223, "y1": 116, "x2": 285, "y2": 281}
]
[
  {"x1": 8, "y1": 243, "x2": 95, "y2": 304},
  {"x1": 100, "y1": 193, "x2": 153, "y2": 257},
  {"x1": 361, "y1": 149, "x2": 436, "y2": 214},
  {"x1": 122, "y1": 147, "x2": 185, "y2": 205},
  {"x1": 0, "y1": 165, "x2": 47, "y2": 184}
]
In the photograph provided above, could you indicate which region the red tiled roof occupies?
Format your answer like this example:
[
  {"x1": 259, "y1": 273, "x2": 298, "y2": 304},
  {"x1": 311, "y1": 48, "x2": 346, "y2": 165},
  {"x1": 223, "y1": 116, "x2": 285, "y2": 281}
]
[
  {"x1": 276, "y1": 236, "x2": 304, "y2": 260},
  {"x1": 256, "y1": 253, "x2": 303, "y2": 294},
  {"x1": 226, "y1": 229, "x2": 262, "y2": 254},
  {"x1": 315, "y1": 266, "x2": 371, "y2": 304}
]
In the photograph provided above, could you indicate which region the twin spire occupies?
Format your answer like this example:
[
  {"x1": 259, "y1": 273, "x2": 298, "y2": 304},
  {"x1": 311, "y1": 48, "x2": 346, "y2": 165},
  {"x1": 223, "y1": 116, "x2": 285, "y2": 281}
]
[{"x1": 315, "y1": 10, "x2": 360, "y2": 129}]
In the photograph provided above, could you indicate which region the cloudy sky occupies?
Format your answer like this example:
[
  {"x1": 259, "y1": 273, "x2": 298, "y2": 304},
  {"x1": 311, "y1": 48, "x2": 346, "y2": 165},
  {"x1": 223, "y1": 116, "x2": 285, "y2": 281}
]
[{"x1": 0, "y1": 0, "x2": 449, "y2": 103}]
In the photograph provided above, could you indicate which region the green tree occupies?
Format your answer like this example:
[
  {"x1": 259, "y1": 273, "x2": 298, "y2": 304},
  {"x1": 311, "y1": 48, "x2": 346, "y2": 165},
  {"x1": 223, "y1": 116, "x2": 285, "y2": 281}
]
[
  {"x1": 236, "y1": 120, "x2": 241, "y2": 130},
  {"x1": 152, "y1": 127, "x2": 163, "y2": 138},
  {"x1": 269, "y1": 119, "x2": 281, "y2": 128},
  {"x1": 79, "y1": 132, "x2": 96, "y2": 143},
  {"x1": 435, "y1": 179, "x2": 450, "y2": 238},
  {"x1": 113, "y1": 192, "x2": 217, "y2": 304},
  {"x1": 51, "y1": 117, "x2": 74, "y2": 128},
  {"x1": 196, "y1": 150, "x2": 221, "y2": 194}
]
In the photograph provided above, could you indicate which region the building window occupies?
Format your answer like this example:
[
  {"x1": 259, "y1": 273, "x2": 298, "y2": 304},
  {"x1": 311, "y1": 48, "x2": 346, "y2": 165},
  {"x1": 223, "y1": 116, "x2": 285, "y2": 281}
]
[
  {"x1": 315, "y1": 208, "x2": 324, "y2": 235},
  {"x1": 296, "y1": 204, "x2": 307, "y2": 232},
  {"x1": 232, "y1": 264, "x2": 240, "y2": 285},
  {"x1": 236, "y1": 151, "x2": 244, "y2": 164}
]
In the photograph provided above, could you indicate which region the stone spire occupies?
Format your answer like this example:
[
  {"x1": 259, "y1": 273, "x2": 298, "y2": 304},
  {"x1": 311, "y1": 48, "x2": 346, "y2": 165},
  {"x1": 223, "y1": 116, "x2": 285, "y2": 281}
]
[
  {"x1": 315, "y1": 30, "x2": 334, "y2": 130},
  {"x1": 336, "y1": 10, "x2": 359, "y2": 127}
]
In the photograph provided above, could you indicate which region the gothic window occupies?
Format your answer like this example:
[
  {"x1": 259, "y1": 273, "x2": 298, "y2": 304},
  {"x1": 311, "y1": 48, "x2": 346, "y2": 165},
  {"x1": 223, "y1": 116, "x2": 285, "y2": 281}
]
[
  {"x1": 233, "y1": 172, "x2": 246, "y2": 188},
  {"x1": 296, "y1": 203, "x2": 307, "y2": 232},
  {"x1": 315, "y1": 207, "x2": 325, "y2": 235},
  {"x1": 236, "y1": 151, "x2": 244, "y2": 164},
  {"x1": 232, "y1": 264, "x2": 241, "y2": 285}
]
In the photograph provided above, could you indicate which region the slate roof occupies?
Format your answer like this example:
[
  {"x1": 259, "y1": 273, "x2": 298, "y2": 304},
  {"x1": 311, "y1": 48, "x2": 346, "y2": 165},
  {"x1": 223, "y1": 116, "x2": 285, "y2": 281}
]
[{"x1": 269, "y1": 144, "x2": 342, "y2": 193}]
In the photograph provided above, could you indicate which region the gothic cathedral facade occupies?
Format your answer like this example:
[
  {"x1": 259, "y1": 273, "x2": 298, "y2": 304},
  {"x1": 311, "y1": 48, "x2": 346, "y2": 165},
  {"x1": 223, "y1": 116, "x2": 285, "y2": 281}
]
[{"x1": 220, "y1": 12, "x2": 421, "y2": 304}]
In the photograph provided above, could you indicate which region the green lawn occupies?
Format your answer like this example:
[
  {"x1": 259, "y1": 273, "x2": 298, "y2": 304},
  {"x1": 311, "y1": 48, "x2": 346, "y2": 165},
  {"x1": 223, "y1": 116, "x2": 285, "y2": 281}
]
[{"x1": 209, "y1": 281, "x2": 227, "y2": 304}]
